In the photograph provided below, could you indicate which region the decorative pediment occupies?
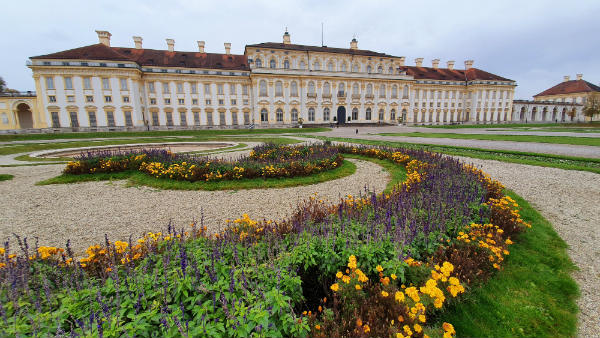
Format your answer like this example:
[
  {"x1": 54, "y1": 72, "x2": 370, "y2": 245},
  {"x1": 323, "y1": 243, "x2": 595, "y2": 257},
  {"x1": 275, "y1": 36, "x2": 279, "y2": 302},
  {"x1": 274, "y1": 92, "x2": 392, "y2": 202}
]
[
  {"x1": 84, "y1": 105, "x2": 97, "y2": 111},
  {"x1": 390, "y1": 102, "x2": 399, "y2": 107},
  {"x1": 46, "y1": 105, "x2": 60, "y2": 111},
  {"x1": 65, "y1": 105, "x2": 79, "y2": 111},
  {"x1": 103, "y1": 105, "x2": 115, "y2": 111},
  {"x1": 289, "y1": 99, "x2": 300, "y2": 105},
  {"x1": 177, "y1": 107, "x2": 187, "y2": 112},
  {"x1": 257, "y1": 99, "x2": 270, "y2": 105},
  {"x1": 274, "y1": 100, "x2": 286, "y2": 105}
]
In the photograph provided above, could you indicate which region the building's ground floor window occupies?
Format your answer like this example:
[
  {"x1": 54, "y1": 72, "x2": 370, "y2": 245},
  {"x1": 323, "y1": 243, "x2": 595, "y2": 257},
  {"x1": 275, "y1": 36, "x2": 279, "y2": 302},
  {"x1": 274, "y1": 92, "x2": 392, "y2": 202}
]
[
  {"x1": 352, "y1": 108, "x2": 358, "y2": 120},
  {"x1": 193, "y1": 112, "x2": 200, "y2": 125},
  {"x1": 166, "y1": 112, "x2": 173, "y2": 126},
  {"x1": 308, "y1": 108, "x2": 315, "y2": 121},
  {"x1": 69, "y1": 111, "x2": 79, "y2": 127},
  {"x1": 219, "y1": 111, "x2": 226, "y2": 125},
  {"x1": 180, "y1": 111, "x2": 187, "y2": 126},
  {"x1": 260, "y1": 109, "x2": 268, "y2": 123},
  {"x1": 391, "y1": 109, "x2": 396, "y2": 121},
  {"x1": 152, "y1": 112, "x2": 159, "y2": 126},
  {"x1": 378, "y1": 109, "x2": 384, "y2": 120},
  {"x1": 232, "y1": 112, "x2": 238, "y2": 125},
  {"x1": 106, "y1": 111, "x2": 115, "y2": 127},
  {"x1": 124, "y1": 111, "x2": 133, "y2": 126},
  {"x1": 323, "y1": 108, "x2": 330, "y2": 121},
  {"x1": 291, "y1": 109, "x2": 298, "y2": 122},
  {"x1": 276, "y1": 109, "x2": 283, "y2": 122},
  {"x1": 366, "y1": 108, "x2": 372, "y2": 120},
  {"x1": 88, "y1": 111, "x2": 97, "y2": 127},
  {"x1": 244, "y1": 112, "x2": 250, "y2": 125},
  {"x1": 51, "y1": 112, "x2": 60, "y2": 128},
  {"x1": 207, "y1": 112, "x2": 213, "y2": 126}
]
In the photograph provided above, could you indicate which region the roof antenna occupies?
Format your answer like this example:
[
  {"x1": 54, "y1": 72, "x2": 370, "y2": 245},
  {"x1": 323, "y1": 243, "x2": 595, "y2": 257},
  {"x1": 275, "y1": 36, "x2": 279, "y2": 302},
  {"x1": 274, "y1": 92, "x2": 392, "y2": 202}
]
[{"x1": 321, "y1": 22, "x2": 324, "y2": 47}]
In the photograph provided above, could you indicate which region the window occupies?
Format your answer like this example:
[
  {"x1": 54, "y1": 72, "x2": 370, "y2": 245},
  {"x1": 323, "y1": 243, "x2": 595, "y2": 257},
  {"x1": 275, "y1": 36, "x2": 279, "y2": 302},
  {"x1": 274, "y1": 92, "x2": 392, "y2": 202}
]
[
  {"x1": 180, "y1": 112, "x2": 187, "y2": 126},
  {"x1": 152, "y1": 112, "x2": 159, "y2": 126},
  {"x1": 85, "y1": 95, "x2": 94, "y2": 103},
  {"x1": 219, "y1": 111, "x2": 226, "y2": 125},
  {"x1": 283, "y1": 59, "x2": 290, "y2": 69},
  {"x1": 323, "y1": 108, "x2": 330, "y2": 121},
  {"x1": 388, "y1": 67, "x2": 393, "y2": 74},
  {"x1": 178, "y1": 98, "x2": 185, "y2": 105},
  {"x1": 291, "y1": 81, "x2": 298, "y2": 97},
  {"x1": 102, "y1": 78, "x2": 110, "y2": 90},
  {"x1": 352, "y1": 64, "x2": 359, "y2": 72},
  {"x1": 190, "y1": 82, "x2": 197, "y2": 94},
  {"x1": 174, "y1": 82, "x2": 182, "y2": 94},
  {"x1": 106, "y1": 111, "x2": 115, "y2": 127},
  {"x1": 193, "y1": 111, "x2": 200, "y2": 125},
  {"x1": 243, "y1": 99, "x2": 249, "y2": 105},
  {"x1": 244, "y1": 112, "x2": 250, "y2": 125},
  {"x1": 323, "y1": 82, "x2": 330, "y2": 96},
  {"x1": 162, "y1": 82, "x2": 170, "y2": 94},
  {"x1": 120, "y1": 78, "x2": 128, "y2": 91},
  {"x1": 206, "y1": 111, "x2": 213, "y2": 125},
  {"x1": 51, "y1": 112, "x2": 60, "y2": 128},
  {"x1": 104, "y1": 96, "x2": 112, "y2": 103},
  {"x1": 308, "y1": 81, "x2": 315, "y2": 95},
  {"x1": 164, "y1": 98, "x2": 171, "y2": 105},
  {"x1": 392, "y1": 85, "x2": 398, "y2": 98},
  {"x1": 83, "y1": 77, "x2": 92, "y2": 89},
  {"x1": 291, "y1": 108, "x2": 298, "y2": 122},
  {"x1": 231, "y1": 99, "x2": 237, "y2": 105},
  {"x1": 270, "y1": 59, "x2": 276, "y2": 68},
  {"x1": 341, "y1": 63, "x2": 347, "y2": 72},
  {"x1": 230, "y1": 84, "x2": 236, "y2": 95},
  {"x1": 218, "y1": 99, "x2": 224, "y2": 105},
  {"x1": 123, "y1": 96, "x2": 130, "y2": 103},
  {"x1": 88, "y1": 111, "x2": 97, "y2": 127},
  {"x1": 366, "y1": 84, "x2": 373, "y2": 96},
  {"x1": 217, "y1": 84, "x2": 224, "y2": 95},
  {"x1": 69, "y1": 111, "x2": 79, "y2": 127},
  {"x1": 259, "y1": 80, "x2": 268, "y2": 96},
  {"x1": 275, "y1": 81, "x2": 283, "y2": 96},
  {"x1": 366, "y1": 108, "x2": 372, "y2": 120},
  {"x1": 192, "y1": 99, "x2": 198, "y2": 105},
  {"x1": 67, "y1": 95, "x2": 75, "y2": 102},
  {"x1": 166, "y1": 112, "x2": 173, "y2": 126},
  {"x1": 260, "y1": 108, "x2": 268, "y2": 122},
  {"x1": 403, "y1": 85, "x2": 409, "y2": 99},
  {"x1": 378, "y1": 109, "x2": 384, "y2": 120},
  {"x1": 352, "y1": 108, "x2": 358, "y2": 120},
  {"x1": 390, "y1": 109, "x2": 396, "y2": 121},
  {"x1": 367, "y1": 65, "x2": 372, "y2": 73},
  {"x1": 206, "y1": 99, "x2": 211, "y2": 105},
  {"x1": 242, "y1": 85, "x2": 248, "y2": 95},
  {"x1": 45, "y1": 77, "x2": 55, "y2": 90},
  {"x1": 314, "y1": 61, "x2": 320, "y2": 70},
  {"x1": 353, "y1": 83, "x2": 359, "y2": 95},
  {"x1": 308, "y1": 108, "x2": 315, "y2": 121},
  {"x1": 379, "y1": 84, "x2": 386, "y2": 98},
  {"x1": 338, "y1": 83, "x2": 345, "y2": 96},
  {"x1": 377, "y1": 65, "x2": 383, "y2": 73},
  {"x1": 64, "y1": 77, "x2": 73, "y2": 90},
  {"x1": 327, "y1": 62, "x2": 334, "y2": 72},
  {"x1": 148, "y1": 82, "x2": 155, "y2": 93},
  {"x1": 204, "y1": 84, "x2": 211, "y2": 94},
  {"x1": 299, "y1": 60, "x2": 306, "y2": 70},
  {"x1": 150, "y1": 98, "x2": 157, "y2": 105},
  {"x1": 276, "y1": 108, "x2": 283, "y2": 122},
  {"x1": 255, "y1": 58, "x2": 262, "y2": 68},
  {"x1": 124, "y1": 111, "x2": 133, "y2": 126}
]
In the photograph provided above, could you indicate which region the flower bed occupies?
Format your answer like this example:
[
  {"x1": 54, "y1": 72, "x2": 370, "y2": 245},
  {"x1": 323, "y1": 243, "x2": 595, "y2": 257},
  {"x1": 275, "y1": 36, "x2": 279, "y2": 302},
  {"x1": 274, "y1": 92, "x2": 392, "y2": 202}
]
[
  {"x1": 0, "y1": 144, "x2": 530, "y2": 337},
  {"x1": 63, "y1": 143, "x2": 343, "y2": 182}
]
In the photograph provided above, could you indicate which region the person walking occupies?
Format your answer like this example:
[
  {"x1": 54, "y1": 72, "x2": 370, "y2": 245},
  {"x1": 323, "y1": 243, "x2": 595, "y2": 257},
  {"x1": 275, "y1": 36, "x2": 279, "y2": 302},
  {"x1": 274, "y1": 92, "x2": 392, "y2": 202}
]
[{"x1": 355, "y1": 128, "x2": 358, "y2": 134}]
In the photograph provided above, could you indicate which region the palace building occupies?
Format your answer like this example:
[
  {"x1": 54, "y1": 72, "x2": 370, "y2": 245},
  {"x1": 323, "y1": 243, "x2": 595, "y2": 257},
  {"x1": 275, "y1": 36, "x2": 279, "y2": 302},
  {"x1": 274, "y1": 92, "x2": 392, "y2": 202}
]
[{"x1": 5, "y1": 30, "x2": 517, "y2": 132}]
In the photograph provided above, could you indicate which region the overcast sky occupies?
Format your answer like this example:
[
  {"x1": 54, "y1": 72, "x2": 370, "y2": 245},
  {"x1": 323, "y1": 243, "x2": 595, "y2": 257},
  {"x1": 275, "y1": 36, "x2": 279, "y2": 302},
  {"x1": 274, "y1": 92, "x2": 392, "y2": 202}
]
[{"x1": 3, "y1": 0, "x2": 599, "y2": 99}]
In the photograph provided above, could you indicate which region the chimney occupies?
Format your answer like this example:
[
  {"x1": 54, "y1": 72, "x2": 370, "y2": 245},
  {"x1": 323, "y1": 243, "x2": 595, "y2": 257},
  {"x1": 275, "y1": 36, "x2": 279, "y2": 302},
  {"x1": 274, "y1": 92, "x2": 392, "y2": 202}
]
[
  {"x1": 564, "y1": 75, "x2": 571, "y2": 82},
  {"x1": 166, "y1": 38, "x2": 175, "y2": 52},
  {"x1": 95, "y1": 30, "x2": 111, "y2": 47},
  {"x1": 283, "y1": 30, "x2": 291, "y2": 45},
  {"x1": 224, "y1": 42, "x2": 231, "y2": 55},
  {"x1": 576, "y1": 74, "x2": 583, "y2": 81},
  {"x1": 133, "y1": 36, "x2": 143, "y2": 49},
  {"x1": 415, "y1": 58, "x2": 423, "y2": 67},
  {"x1": 447, "y1": 60, "x2": 455, "y2": 70},
  {"x1": 350, "y1": 38, "x2": 358, "y2": 50},
  {"x1": 432, "y1": 59, "x2": 440, "y2": 69},
  {"x1": 398, "y1": 56, "x2": 405, "y2": 67},
  {"x1": 197, "y1": 41, "x2": 205, "y2": 53},
  {"x1": 464, "y1": 60, "x2": 474, "y2": 70}
]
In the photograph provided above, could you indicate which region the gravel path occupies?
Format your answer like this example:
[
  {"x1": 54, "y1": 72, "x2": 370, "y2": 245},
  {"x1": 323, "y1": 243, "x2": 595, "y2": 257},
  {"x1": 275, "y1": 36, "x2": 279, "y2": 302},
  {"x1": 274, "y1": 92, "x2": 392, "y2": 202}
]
[
  {"x1": 0, "y1": 159, "x2": 389, "y2": 255},
  {"x1": 453, "y1": 156, "x2": 599, "y2": 337}
]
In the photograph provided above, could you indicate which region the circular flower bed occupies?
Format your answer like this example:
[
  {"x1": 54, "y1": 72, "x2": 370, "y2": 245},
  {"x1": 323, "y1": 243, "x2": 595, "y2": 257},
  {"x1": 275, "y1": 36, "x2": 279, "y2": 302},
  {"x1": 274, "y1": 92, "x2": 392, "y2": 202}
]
[
  {"x1": 63, "y1": 143, "x2": 344, "y2": 182},
  {"x1": 0, "y1": 144, "x2": 531, "y2": 338}
]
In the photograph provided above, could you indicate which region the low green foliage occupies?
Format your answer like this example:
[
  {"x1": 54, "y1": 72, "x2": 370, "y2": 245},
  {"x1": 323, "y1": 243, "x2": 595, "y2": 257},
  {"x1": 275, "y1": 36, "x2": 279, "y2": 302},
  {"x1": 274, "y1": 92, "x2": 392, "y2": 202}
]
[
  {"x1": 436, "y1": 190, "x2": 579, "y2": 338},
  {"x1": 378, "y1": 132, "x2": 600, "y2": 147},
  {"x1": 0, "y1": 174, "x2": 14, "y2": 181}
]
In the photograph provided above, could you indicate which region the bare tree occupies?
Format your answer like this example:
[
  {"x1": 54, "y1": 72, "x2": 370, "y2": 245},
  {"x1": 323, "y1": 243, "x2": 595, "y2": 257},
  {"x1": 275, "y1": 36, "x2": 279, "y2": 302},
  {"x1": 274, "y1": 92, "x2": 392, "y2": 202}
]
[{"x1": 582, "y1": 93, "x2": 600, "y2": 122}]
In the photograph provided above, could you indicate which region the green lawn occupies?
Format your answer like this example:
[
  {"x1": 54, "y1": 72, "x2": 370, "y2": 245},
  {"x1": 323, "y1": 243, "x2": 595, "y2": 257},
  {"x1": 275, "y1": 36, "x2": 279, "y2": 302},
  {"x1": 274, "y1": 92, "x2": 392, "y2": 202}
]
[
  {"x1": 0, "y1": 127, "x2": 330, "y2": 142},
  {"x1": 378, "y1": 132, "x2": 600, "y2": 147},
  {"x1": 345, "y1": 153, "x2": 406, "y2": 193},
  {"x1": 0, "y1": 174, "x2": 14, "y2": 181},
  {"x1": 422, "y1": 122, "x2": 600, "y2": 129},
  {"x1": 437, "y1": 190, "x2": 579, "y2": 338},
  {"x1": 309, "y1": 136, "x2": 600, "y2": 174},
  {"x1": 37, "y1": 159, "x2": 357, "y2": 191}
]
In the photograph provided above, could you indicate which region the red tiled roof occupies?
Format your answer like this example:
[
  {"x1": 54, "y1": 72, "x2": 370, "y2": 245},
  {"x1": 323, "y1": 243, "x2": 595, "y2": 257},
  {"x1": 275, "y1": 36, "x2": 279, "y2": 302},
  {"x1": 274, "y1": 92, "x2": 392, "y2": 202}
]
[
  {"x1": 245, "y1": 42, "x2": 394, "y2": 57},
  {"x1": 533, "y1": 80, "x2": 600, "y2": 97},
  {"x1": 31, "y1": 44, "x2": 249, "y2": 71},
  {"x1": 401, "y1": 66, "x2": 513, "y2": 82}
]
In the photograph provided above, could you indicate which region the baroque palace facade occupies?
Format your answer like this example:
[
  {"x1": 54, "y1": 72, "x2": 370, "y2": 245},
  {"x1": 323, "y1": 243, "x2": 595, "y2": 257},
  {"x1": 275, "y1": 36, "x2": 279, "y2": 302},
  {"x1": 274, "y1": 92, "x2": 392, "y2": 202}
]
[{"x1": 2, "y1": 30, "x2": 518, "y2": 131}]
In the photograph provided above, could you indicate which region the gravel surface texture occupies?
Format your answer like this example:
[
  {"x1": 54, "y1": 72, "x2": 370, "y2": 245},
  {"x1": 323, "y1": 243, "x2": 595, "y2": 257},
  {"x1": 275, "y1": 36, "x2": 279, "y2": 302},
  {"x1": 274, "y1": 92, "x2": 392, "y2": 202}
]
[
  {"x1": 0, "y1": 158, "x2": 388, "y2": 255},
  {"x1": 454, "y1": 156, "x2": 599, "y2": 337}
]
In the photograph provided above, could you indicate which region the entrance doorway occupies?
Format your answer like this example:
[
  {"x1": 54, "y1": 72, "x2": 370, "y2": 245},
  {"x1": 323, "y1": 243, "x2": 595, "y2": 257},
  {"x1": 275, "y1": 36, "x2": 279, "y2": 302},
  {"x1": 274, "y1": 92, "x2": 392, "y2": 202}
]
[
  {"x1": 16, "y1": 103, "x2": 33, "y2": 129},
  {"x1": 336, "y1": 106, "x2": 346, "y2": 125}
]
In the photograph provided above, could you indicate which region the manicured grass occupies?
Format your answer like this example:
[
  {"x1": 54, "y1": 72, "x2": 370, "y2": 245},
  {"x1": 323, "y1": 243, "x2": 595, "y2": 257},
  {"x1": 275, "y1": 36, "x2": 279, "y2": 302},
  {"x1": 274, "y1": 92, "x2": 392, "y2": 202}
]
[
  {"x1": 422, "y1": 122, "x2": 600, "y2": 129},
  {"x1": 345, "y1": 153, "x2": 406, "y2": 193},
  {"x1": 0, "y1": 174, "x2": 14, "y2": 181},
  {"x1": 37, "y1": 159, "x2": 357, "y2": 191},
  {"x1": 378, "y1": 132, "x2": 600, "y2": 147},
  {"x1": 311, "y1": 136, "x2": 600, "y2": 174},
  {"x1": 436, "y1": 190, "x2": 579, "y2": 338},
  {"x1": 0, "y1": 127, "x2": 330, "y2": 142}
]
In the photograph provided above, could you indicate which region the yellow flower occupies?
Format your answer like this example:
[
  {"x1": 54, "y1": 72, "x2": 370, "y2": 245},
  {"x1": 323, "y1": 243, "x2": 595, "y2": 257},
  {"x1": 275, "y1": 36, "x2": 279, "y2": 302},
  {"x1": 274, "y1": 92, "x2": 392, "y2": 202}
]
[
  {"x1": 342, "y1": 275, "x2": 351, "y2": 284},
  {"x1": 355, "y1": 284, "x2": 362, "y2": 290},
  {"x1": 336, "y1": 271, "x2": 343, "y2": 279},
  {"x1": 414, "y1": 323, "x2": 422, "y2": 333},
  {"x1": 363, "y1": 324, "x2": 370, "y2": 333},
  {"x1": 315, "y1": 324, "x2": 321, "y2": 330},
  {"x1": 395, "y1": 291, "x2": 405, "y2": 303},
  {"x1": 391, "y1": 273, "x2": 397, "y2": 280},
  {"x1": 376, "y1": 265, "x2": 383, "y2": 272},
  {"x1": 397, "y1": 333, "x2": 405, "y2": 338},
  {"x1": 443, "y1": 322, "x2": 455, "y2": 334},
  {"x1": 381, "y1": 290, "x2": 389, "y2": 297},
  {"x1": 419, "y1": 314, "x2": 426, "y2": 322},
  {"x1": 330, "y1": 283, "x2": 339, "y2": 292}
]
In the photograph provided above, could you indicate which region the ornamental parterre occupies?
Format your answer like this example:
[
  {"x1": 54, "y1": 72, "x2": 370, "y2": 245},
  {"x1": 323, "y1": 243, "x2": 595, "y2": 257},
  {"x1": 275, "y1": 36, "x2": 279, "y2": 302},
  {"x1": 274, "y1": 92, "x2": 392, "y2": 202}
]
[{"x1": 0, "y1": 144, "x2": 530, "y2": 337}]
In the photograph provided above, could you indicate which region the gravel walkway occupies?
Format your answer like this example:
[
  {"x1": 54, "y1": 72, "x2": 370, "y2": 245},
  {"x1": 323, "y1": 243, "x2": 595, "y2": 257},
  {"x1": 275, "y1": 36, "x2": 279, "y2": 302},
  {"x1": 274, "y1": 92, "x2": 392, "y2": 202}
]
[
  {"x1": 454, "y1": 156, "x2": 599, "y2": 337},
  {"x1": 0, "y1": 159, "x2": 388, "y2": 255}
]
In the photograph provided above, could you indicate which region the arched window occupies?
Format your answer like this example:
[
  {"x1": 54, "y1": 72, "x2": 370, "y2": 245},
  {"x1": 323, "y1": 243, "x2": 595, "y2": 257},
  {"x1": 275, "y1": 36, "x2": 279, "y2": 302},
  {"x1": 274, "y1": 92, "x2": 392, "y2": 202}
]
[
  {"x1": 377, "y1": 65, "x2": 383, "y2": 73},
  {"x1": 275, "y1": 81, "x2": 283, "y2": 96},
  {"x1": 290, "y1": 81, "x2": 298, "y2": 97},
  {"x1": 314, "y1": 61, "x2": 320, "y2": 70},
  {"x1": 338, "y1": 83, "x2": 345, "y2": 96},
  {"x1": 352, "y1": 83, "x2": 359, "y2": 95},
  {"x1": 379, "y1": 84, "x2": 386, "y2": 98},
  {"x1": 366, "y1": 108, "x2": 372, "y2": 120},
  {"x1": 255, "y1": 58, "x2": 262, "y2": 68},
  {"x1": 379, "y1": 109, "x2": 385, "y2": 120},
  {"x1": 260, "y1": 108, "x2": 268, "y2": 122},
  {"x1": 259, "y1": 80, "x2": 267, "y2": 97},
  {"x1": 353, "y1": 63, "x2": 359, "y2": 72},
  {"x1": 392, "y1": 85, "x2": 398, "y2": 98},
  {"x1": 403, "y1": 85, "x2": 409, "y2": 99},
  {"x1": 308, "y1": 81, "x2": 315, "y2": 95},
  {"x1": 323, "y1": 108, "x2": 330, "y2": 121},
  {"x1": 276, "y1": 108, "x2": 283, "y2": 122},
  {"x1": 391, "y1": 109, "x2": 396, "y2": 120},
  {"x1": 299, "y1": 60, "x2": 306, "y2": 70},
  {"x1": 327, "y1": 62, "x2": 334, "y2": 72},
  {"x1": 323, "y1": 82, "x2": 331, "y2": 95},
  {"x1": 308, "y1": 107, "x2": 315, "y2": 121},
  {"x1": 367, "y1": 84, "x2": 373, "y2": 96},
  {"x1": 352, "y1": 108, "x2": 358, "y2": 120},
  {"x1": 388, "y1": 66, "x2": 393, "y2": 74},
  {"x1": 367, "y1": 65, "x2": 372, "y2": 73},
  {"x1": 291, "y1": 108, "x2": 298, "y2": 122},
  {"x1": 269, "y1": 59, "x2": 276, "y2": 69},
  {"x1": 283, "y1": 59, "x2": 290, "y2": 69},
  {"x1": 341, "y1": 63, "x2": 347, "y2": 72}
]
